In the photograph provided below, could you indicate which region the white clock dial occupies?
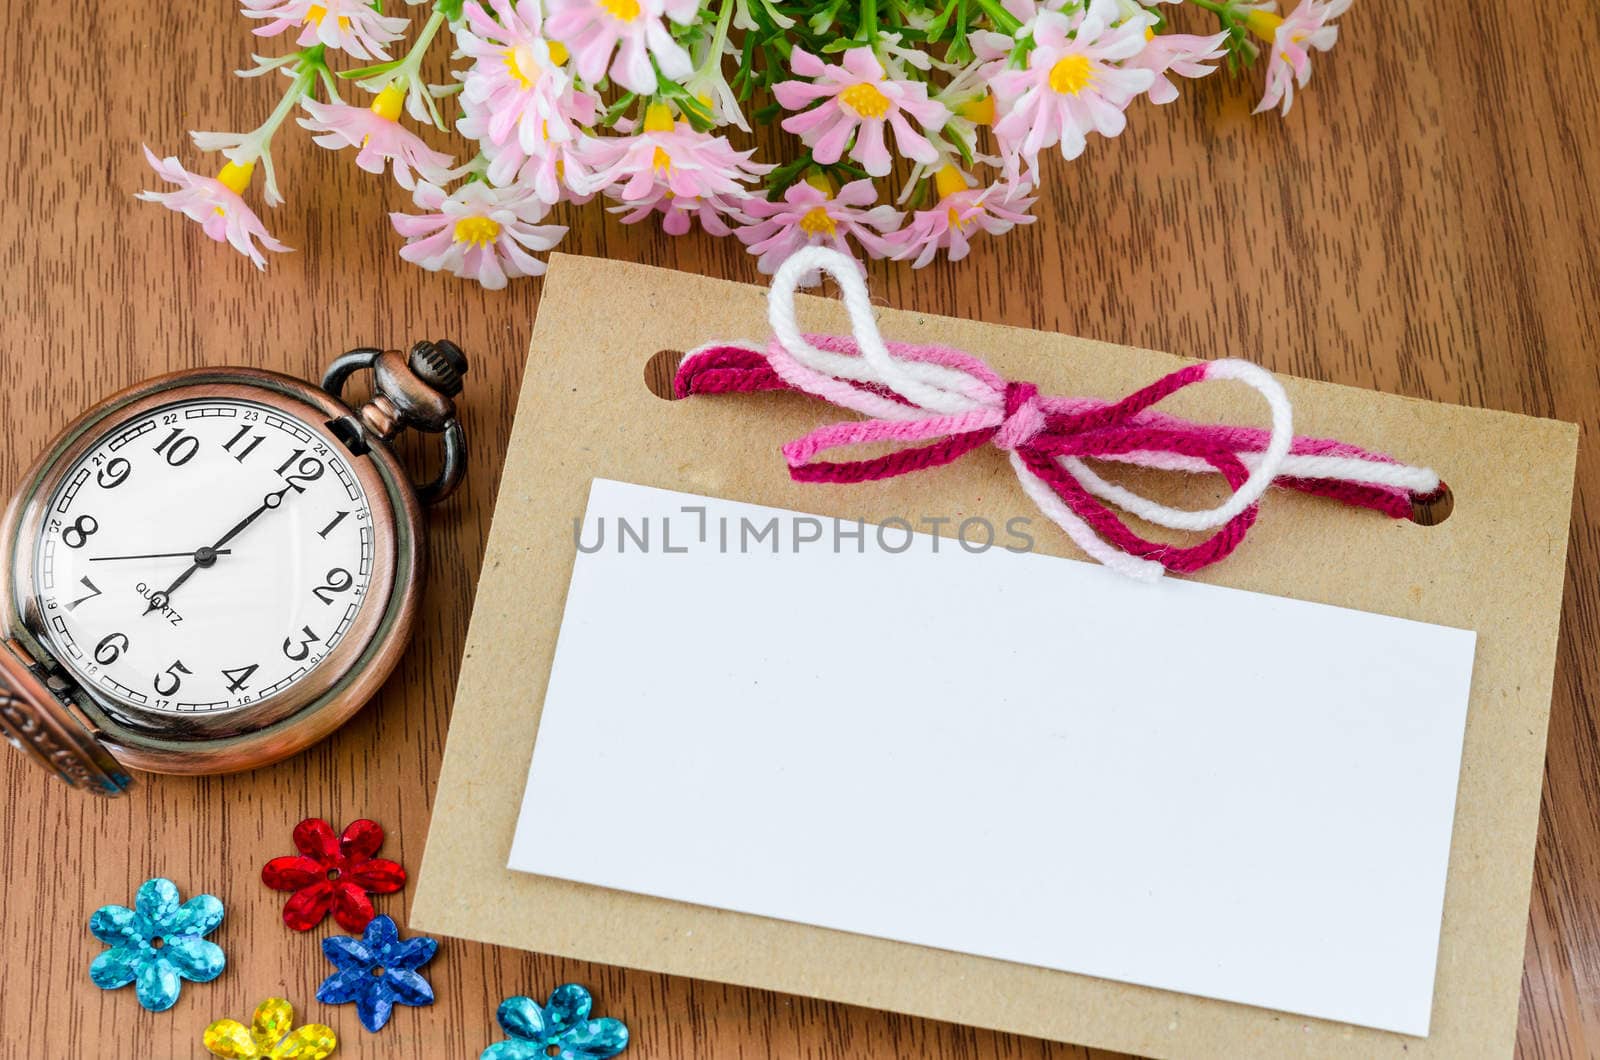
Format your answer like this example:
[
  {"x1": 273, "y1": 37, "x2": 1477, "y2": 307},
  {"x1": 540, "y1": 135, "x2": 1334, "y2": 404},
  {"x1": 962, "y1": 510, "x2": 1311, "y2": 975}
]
[{"x1": 31, "y1": 398, "x2": 376, "y2": 716}]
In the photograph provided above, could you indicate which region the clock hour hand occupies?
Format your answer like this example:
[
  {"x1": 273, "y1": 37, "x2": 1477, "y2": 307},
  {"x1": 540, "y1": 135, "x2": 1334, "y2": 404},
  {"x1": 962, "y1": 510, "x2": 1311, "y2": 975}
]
[
  {"x1": 145, "y1": 488, "x2": 290, "y2": 615},
  {"x1": 144, "y1": 563, "x2": 201, "y2": 615},
  {"x1": 91, "y1": 549, "x2": 233, "y2": 563}
]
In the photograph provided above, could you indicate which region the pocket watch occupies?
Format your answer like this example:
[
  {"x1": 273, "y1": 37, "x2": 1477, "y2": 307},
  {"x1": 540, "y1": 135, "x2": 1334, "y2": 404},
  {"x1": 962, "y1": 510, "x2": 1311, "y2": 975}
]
[{"x1": 0, "y1": 340, "x2": 470, "y2": 795}]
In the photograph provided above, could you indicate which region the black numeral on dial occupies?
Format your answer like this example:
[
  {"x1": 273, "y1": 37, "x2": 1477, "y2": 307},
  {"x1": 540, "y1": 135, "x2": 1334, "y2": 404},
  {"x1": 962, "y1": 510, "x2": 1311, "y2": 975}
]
[
  {"x1": 62, "y1": 515, "x2": 99, "y2": 549},
  {"x1": 221, "y1": 664, "x2": 259, "y2": 693},
  {"x1": 153, "y1": 428, "x2": 200, "y2": 466},
  {"x1": 223, "y1": 425, "x2": 266, "y2": 463},
  {"x1": 317, "y1": 511, "x2": 350, "y2": 539},
  {"x1": 67, "y1": 577, "x2": 102, "y2": 611},
  {"x1": 94, "y1": 632, "x2": 129, "y2": 665},
  {"x1": 96, "y1": 457, "x2": 131, "y2": 489},
  {"x1": 312, "y1": 568, "x2": 353, "y2": 605},
  {"x1": 282, "y1": 626, "x2": 322, "y2": 661},
  {"x1": 275, "y1": 450, "x2": 324, "y2": 493},
  {"x1": 154, "y1": 660, "x2": 191, "y2": 697}
]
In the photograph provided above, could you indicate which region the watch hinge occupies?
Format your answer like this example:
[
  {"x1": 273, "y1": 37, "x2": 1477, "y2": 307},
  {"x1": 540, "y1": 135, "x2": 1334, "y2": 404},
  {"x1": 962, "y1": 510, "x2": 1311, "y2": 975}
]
[
  {"x1": 4, "y1": 638, "x2": 79, "y2": 707},
  {"x1": 0, "y1": 637, "x2": 129, "y2": 795}
]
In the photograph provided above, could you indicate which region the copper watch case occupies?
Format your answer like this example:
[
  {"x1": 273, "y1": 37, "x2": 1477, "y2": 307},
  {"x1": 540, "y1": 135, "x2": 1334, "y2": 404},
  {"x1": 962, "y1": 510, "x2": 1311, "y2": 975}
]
[{"x1": 0, "y1": 366, "x2": 426, "y2": 782}]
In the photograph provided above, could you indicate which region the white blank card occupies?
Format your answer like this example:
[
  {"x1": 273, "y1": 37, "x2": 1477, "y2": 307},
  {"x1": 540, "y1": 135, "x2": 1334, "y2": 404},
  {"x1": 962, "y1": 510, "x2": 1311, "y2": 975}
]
[{"x1": 509, "y1": 478, "x2": 1476, "y2": 1036}]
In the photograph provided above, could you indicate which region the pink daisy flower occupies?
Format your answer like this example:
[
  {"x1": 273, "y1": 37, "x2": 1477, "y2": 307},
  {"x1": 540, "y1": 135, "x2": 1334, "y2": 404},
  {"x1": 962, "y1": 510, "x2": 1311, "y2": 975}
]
[
  {"x1": 609, "y1": 189, "x2": 753, "y2": 238},
  {"x1": 990, "y1": 0, "x2": 1156, "y2": 180},
  {"x1": 239, "y1": 0, "x2": 409, "y2": 61},
  {"x1": 774, "y1": 47, "x2": 950, "y2": 178},
  {"x1": 737, "y1": 177, "x2": 903, "y2": 277},
  {"x1": 1130, "y1": 31, "x2": 1229, "y2": 105},
  {"x1": 544, "y1": 0, "x2": 696, "y2": 96},
  {"x1": 886, "y1": 168, "x2": 1036, "y2": 268},
  {"x1": 457, "y1": 0, "x2": 598, "y2": 159},
  {"x1": 460, "y1": 105, "x2": 595, "y2": 203},
  {"x1": 299, "y1": 85, "x2": 456, "y2": 190},
  {"x1": 1246, "y1": 0, "x2": 1351, "y2": 115},
  {"x1": 390, "y1": 180, "x2": 567, "y2": 290},
  {"x1": 137, "y1": 146, "x2": 290, "y2": 270},
  {"x1": 575, "y1": 103, "x2": 770, "y2": 203}
]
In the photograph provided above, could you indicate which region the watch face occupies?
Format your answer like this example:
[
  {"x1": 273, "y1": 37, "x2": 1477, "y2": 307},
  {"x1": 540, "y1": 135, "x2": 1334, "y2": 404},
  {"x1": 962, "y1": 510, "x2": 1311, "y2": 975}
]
[{"x1": 30, "y1": 396, "x2": 379, "y2": 720}]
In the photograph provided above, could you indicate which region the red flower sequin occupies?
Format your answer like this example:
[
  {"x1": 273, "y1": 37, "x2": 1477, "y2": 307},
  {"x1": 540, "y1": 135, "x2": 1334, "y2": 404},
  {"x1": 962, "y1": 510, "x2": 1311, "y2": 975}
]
[{"x1": 262, "y1": 818, "x2": 407, "y2": 933}]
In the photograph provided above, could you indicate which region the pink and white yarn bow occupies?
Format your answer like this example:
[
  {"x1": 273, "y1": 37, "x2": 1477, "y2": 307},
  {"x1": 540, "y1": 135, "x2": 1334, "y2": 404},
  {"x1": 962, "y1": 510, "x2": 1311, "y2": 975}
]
[{"x1": 674, "y1": 247, "x2": 1447, "y2": 580}]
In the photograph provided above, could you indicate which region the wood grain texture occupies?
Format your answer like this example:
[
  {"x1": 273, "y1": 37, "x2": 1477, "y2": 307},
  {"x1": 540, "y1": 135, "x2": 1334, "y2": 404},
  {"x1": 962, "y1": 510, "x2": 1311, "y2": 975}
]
[{"x1": 0, "y1": 1, "x2": 1594, "y2": 1057}]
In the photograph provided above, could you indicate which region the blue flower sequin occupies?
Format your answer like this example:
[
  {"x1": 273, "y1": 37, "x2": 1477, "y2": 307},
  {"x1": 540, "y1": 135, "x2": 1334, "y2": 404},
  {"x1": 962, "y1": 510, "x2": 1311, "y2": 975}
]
[
  {"x1": 315, "y1": 914, "x2": 437, "y2": 1032},
  {"x1": 89, "y1": 877, "x2": 226, "y2": 1011},
  {"x1": 481, "y1": 985, "x2": 629, "y2": 1060}
]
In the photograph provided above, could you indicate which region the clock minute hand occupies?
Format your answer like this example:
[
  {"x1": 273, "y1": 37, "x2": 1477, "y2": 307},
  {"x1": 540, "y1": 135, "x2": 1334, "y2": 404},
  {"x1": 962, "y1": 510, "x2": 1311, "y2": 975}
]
[
  {"x1": 144, "y1": 488, "x2": 290, "y2": 615},
  {"x1": 206, "y1": 487, "x2": 290, "y2": 552},
  {"x1": 92, "y1": 549, "x2": 233, "y2": 563}
]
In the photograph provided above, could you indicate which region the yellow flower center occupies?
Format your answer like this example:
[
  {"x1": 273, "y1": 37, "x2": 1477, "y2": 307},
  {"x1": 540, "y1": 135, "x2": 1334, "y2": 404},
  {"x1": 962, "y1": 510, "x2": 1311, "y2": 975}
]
[
  {"x1": 799, "y1": 205, "x2": 836, "y2": 236},
  {"x1": 216, "y1": 160, "x2": 254, "y2": 196},
  {"x1": 1048, "y1": 54, "x2": 1094, "y2": 95},
  {"x1": 1244, "y1": 9, "x2": 1284, "y2": 41},
  {"x1": 958, "y1": 93, "x2": 995, "y2": 126},
  {"x1": 645, "y1": 101, "x2": 676, "y2": 171},
  {"x1": 934, "y1": 164, "x2": 969, "y2": 200},
  {"x1": 503, "y1": 47, "x2": 537, "y2": 88},
  {"x1": 803, "y1": 171, "x2": 838, "y2": 195},
  {"x1": 212, "y1": 159, "x2": 253, "y2": 215},
  {"x1": 1145, "y1": 24, "x2": 1155, "y2": 41},
  {"x1": 599, "y1": 0, "x2": 641, "y2": 21},
  {"x1": 453, "y1": 216, "x2": 502, "y2": 248},
  {"x1": 643, "y1": 102, "x2": 677, "y2": 133},
  {"x1": 370, "y1": 83, "x2": 405, "y2": 122},
  {"x1": 305, "y1": 4, "x2": 352, "y2": 29},
  {"x1": 934, "y1": 165, "x2": 971, "y2": 228},
  {"x1": 839, "y1": 82, "x2": 892, "y2": 119},
  {"x1": 503, "y1": 40, "x2": 569, "y2": 88}
]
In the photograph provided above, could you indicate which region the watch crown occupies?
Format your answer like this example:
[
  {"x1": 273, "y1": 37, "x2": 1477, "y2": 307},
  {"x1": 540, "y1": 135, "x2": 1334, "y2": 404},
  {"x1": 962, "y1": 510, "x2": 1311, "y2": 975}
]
[{"x1": 409, "y1": 339, "x2": 469, "y2": 398}]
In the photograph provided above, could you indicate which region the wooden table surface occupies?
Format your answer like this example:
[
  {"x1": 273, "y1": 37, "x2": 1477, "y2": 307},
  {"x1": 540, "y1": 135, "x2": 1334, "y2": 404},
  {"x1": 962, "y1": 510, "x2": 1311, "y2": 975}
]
[{"x1": 2, "y1": 1, "x2": 1596, "y2": 1057}]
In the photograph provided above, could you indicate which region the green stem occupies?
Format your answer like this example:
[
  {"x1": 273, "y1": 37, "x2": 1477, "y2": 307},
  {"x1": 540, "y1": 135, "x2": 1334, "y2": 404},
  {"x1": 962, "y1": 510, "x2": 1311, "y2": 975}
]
[
  {"x1": 858, "y1": 0, "x2": 878, "y2": 42},
  {"x1": 238, "y1": 52, "x2": 321, "y2": 163},
  {"x1": 389, "y1": 9, "x2": 448, "y2": 86},
  {"x1": 695, "y1": 0, "x2": 736, "y2": 78},
  {"x1": 969, "y1": 0, "x2": 1020, "y2": 36},
  {"x1": 371, "y1": 8, "x2": 449, "y2": 128}
]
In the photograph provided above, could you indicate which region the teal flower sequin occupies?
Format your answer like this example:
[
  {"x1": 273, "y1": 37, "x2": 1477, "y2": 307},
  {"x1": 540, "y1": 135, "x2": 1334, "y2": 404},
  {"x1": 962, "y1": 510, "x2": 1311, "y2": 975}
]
[
  {"x1": 89, "y1": 877, "x2": 225, "y2": 1011},
  {"x1": 481, "y1": 985, "x2": 629, "y2": 1059}
]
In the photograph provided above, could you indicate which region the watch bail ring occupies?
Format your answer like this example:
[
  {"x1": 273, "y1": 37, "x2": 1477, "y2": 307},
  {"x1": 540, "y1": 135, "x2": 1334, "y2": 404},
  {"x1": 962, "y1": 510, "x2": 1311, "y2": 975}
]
[{"x1": 322, "y1": 341, "x2": 470, "y2": 506}]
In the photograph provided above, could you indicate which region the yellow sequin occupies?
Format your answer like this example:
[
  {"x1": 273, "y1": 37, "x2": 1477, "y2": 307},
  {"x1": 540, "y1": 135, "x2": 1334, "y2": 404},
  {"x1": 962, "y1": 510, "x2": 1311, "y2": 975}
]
[
  {"x1": 270, "y1": 1025, "x2": 340, "y2": 1059},
  {"x1": 202, "y1": 1020, "x2": 259, "y2": 1060},
  {"x1": 203, "y1": 998, "x2": 338, "y2": 1060}
]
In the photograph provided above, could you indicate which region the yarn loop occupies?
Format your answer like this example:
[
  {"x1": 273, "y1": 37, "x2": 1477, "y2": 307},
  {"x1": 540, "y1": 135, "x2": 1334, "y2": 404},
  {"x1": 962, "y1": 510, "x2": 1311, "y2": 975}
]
[{"x1": 675, "y1": 247, "x2": 1445, "y2": 580}]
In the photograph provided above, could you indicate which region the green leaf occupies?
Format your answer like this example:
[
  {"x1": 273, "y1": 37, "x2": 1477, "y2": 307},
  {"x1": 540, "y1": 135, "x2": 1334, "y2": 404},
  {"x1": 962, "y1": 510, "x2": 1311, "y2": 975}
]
[
  {"x1": 337, "y1": 58, "x2": 402, "y2": 80},
  {"x1": 601, "y1": 91, "x2": 639, "y2": 126},
  {"x1": 672, "y1": 90, "x2": 718, "y2": 131},
  {"x1": 922, "y1": 0, "x2": 958, "y2": 38},
  {"x1": 765, "y1": 154, "x2": 814, "y2": 197}
]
